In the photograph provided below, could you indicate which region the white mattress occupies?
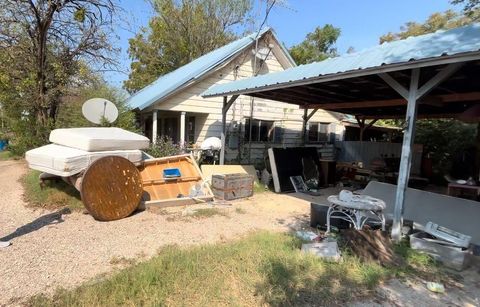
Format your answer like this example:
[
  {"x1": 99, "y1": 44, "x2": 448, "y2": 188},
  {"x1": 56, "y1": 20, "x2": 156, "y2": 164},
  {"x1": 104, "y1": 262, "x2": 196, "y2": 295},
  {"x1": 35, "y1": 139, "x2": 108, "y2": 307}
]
[
  {"x1": 26, "y1": 144, "x2": 144, "y2": 177},
  {"x1": 49, "y1": 127, "x2": 150, "y2": 152}
]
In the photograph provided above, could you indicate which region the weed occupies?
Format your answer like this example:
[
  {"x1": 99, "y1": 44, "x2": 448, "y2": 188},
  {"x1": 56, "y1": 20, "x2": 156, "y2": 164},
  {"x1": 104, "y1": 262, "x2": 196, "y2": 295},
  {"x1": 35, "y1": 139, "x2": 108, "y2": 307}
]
[
  {"x1": 22, "y1": 170, "x2": 84, "y2": 211},
  {"x1": 191, "y1": 208, "x2": 228, "y2": 218},
  {"x1": 235, "y1": 207, "x2": 247, "y2": 214}
]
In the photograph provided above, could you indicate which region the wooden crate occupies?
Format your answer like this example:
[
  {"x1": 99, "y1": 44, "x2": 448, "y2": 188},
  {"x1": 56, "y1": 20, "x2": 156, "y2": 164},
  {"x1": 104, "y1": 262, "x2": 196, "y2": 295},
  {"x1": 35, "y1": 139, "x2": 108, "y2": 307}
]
[{"x1": 211, "y1": 173, "x2": 254, "y2": 200}]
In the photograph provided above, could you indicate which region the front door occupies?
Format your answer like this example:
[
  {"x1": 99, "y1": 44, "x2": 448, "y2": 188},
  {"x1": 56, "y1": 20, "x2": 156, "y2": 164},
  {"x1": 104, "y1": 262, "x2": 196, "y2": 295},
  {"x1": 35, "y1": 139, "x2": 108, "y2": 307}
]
[{"x1": 163, "y1": 117, "x2": 179, "y2": 142}]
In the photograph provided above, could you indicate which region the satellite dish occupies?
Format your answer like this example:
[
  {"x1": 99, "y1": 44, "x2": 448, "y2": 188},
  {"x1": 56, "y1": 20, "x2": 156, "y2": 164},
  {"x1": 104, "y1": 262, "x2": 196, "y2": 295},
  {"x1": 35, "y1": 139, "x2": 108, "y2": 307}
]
[{"x1": 82, "y1": 98, "x2": 118, "y2": 124}]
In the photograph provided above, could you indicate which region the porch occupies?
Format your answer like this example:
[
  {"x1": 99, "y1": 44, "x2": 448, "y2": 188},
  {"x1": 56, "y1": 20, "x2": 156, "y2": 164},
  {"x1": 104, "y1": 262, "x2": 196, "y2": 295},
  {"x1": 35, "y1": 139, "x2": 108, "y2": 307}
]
[{"x1": 141, "y1": 110, "x2": 204, "y2": 145}]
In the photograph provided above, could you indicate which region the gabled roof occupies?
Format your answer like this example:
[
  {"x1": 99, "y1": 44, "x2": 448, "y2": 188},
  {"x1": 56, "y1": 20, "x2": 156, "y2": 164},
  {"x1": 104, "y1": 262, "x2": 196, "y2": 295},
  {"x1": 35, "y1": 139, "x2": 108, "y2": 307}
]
[
  {"x1": 202, "y1": 23, "x2": 480, "y2": 98},
  {"x1": 126, "y1": 27, "x2": 295, "y2": 111}
]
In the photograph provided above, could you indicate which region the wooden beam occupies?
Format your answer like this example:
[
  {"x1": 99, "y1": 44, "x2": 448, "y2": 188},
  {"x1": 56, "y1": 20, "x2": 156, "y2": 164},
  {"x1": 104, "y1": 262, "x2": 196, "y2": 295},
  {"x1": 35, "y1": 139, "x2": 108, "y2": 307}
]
[
  {"x1": 392, "y1": 68, "x2": 420, "y2": 242},
  {"x1": 305, "y1": 108, "x2": 319, "y2": 121},
  {"x1": 416, "y1": 63, "x2": 464, "y2": 99},
  {"x1": 300, "y1": 92, "x2": 480, "y2": 110},
  {"x1": 378, "y1": 73, "x2": 409, "y2": 99},
  {"x1": 359, "y1": 113, "x2": 462, "y2": 120}
]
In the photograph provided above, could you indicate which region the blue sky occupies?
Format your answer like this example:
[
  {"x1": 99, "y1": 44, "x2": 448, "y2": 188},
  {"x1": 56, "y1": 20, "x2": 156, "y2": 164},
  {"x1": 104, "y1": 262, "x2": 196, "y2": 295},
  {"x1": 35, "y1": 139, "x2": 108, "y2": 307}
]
[{"x1": 107, "y1": 0, "x2": 460, "y2": 89}]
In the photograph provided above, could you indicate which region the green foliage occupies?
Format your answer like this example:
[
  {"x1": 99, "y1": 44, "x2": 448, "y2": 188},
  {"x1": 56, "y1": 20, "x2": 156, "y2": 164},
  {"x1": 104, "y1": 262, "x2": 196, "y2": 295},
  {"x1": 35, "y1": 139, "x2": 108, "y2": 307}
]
[
  {"x1": 28, "y1": 231, "x2": 448, "y2": 306},
  {"x1": 289, "y1": 24, "x2": 341, "y2": 65},
  {"x1": 125, "y1": 0, "x2": 252, "y2": 93},
  {"x1": 22, "y1": 170, "x2": 84, "y2": 211},
  {"x1": 380, "y1": 9, "x2": 480, "y2": 43},
  {"x1": 0, "y1": 151, "x2": 16, "y2": 161},
  {"x1": 0, "y1": 1, "x2": 119, "y2": 154},
  {"x1": 145, "y1": 136, "x2": 182, "y2": 158},
  {"x1": 451, "y1": 0, "x2": 480, "y2": 14},
  {"x1": 55, "y1": 79, "x2": 139, "y2": 133},
  {"x1": 414, "y1": 119, "x2": 476, "y2": 177}
]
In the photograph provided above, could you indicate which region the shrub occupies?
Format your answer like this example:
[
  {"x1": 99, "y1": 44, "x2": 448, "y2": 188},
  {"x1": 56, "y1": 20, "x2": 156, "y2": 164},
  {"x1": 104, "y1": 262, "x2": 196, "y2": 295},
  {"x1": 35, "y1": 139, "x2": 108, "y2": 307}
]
[{"x1": 146, "y1": 136, "x2": 182, "y2": 158}]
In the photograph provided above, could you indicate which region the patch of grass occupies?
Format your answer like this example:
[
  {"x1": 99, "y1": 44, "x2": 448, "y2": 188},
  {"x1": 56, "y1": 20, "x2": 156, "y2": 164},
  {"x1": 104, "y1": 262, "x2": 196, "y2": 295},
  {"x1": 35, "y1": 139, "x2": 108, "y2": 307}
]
[
  {"x1": 109, "y1": 256, "x2": 137, "y2": 266},
  {"x1": 191, "y1": 208, "x2": 228, "y2": 218},
  {"x1": 22, "y1": 169, "x2": 83, "y2": 211},
  {"x1": 27, "y1": 231, "x2": 446, "y2": 307},
  {"x1": 0, "y1": 150, "x2": 17, "y2": 161},
  {"x1": 254, "y1": 182, "x2": 270, "y2": 194},
  {"x1": 235, "y1": 207, "x2": 247, "y2": 214},
  {"x1": 392, "y1": 240, "x2": 447, "y2": 280}
]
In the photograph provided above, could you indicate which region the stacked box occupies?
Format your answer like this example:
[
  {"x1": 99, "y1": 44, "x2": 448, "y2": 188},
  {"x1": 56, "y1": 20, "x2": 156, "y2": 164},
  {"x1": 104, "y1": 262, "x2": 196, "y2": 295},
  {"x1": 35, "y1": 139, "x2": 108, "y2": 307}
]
[{"x1": 211, "y1": 173, "x2": 254, "y2": 200}]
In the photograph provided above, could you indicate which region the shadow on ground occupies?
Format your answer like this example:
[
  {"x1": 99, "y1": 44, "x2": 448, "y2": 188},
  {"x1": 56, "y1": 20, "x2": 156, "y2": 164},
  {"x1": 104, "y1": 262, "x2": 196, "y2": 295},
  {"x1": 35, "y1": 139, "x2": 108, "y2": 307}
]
[{"x1": 1, "y1": 208, "x2": 71, "y2": 242}]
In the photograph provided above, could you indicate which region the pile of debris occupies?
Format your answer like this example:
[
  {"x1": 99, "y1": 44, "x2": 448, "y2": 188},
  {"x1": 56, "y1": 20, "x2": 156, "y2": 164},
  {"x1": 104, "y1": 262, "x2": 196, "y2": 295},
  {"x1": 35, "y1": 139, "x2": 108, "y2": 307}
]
[
  {"x1": 409, "y1": 222, "x2": 472, "y2": 271},
  {"x1": 25, "y1": 127, "x2": 257, "y2": 221}
]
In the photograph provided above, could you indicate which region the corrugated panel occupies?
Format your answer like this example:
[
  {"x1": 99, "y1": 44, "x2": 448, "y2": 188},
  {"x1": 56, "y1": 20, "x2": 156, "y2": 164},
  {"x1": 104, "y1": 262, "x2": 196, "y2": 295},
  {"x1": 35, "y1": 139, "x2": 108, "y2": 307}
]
[
  {"x1": 336, "y1": 141, "x2": 423, "y2": 174},
  {"x1": 126, "y1": 27, "x2": 295, "y2": 111},
  {"x1": 203, "y1": 23, "x2": 480, "y2": 97}
]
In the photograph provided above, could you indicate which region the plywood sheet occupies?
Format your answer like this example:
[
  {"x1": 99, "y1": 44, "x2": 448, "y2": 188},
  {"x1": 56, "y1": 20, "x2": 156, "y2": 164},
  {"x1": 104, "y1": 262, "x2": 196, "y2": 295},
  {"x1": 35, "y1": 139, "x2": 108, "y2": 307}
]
[{"x1": 201, "y1": 165, "x2": 259, "y2": 185}]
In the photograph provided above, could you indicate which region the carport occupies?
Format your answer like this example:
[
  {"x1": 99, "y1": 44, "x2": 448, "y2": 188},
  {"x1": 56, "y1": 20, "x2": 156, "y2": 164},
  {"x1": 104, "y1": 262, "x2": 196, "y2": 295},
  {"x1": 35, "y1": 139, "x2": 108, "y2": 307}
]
[{"x1": 202, "y1": 24, "x2": 480, "y2": 241}]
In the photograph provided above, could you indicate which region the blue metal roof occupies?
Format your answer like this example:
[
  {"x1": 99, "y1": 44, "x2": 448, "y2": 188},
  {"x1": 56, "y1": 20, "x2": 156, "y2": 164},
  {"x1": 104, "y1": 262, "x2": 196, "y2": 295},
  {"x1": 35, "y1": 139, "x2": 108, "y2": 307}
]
[
  {"x1": 126, "y1": 27, "x2": 295, "y2": 110},
  {"x1": 202, "y1": 23, "x2": 480, "y2": 98}
]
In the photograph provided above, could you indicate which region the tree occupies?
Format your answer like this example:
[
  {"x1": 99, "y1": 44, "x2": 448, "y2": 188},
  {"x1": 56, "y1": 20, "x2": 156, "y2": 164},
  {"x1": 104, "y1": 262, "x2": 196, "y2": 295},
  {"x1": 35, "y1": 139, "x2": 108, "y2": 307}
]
[
  {"x1": 379, "y1": 9, "x2": 480, "y2": 180},
  {"x1": 125, "y1": 0, "x2": 252, "y2": 93},
  {"x1": 289, "y1": 24, "x2": 341, "y2": 65},
  {"x1": 0, "y1": 0, "x2": 120, "y2": 143},
  {"x1": 451, "y1": 0, "x2": 480, "y2": 14},
  {"x1": 56, "y1": 76, "x2": 139, "y2": 133},
  {"x1": 380, "y1": 9, "x2": 479, "y2": 43}
]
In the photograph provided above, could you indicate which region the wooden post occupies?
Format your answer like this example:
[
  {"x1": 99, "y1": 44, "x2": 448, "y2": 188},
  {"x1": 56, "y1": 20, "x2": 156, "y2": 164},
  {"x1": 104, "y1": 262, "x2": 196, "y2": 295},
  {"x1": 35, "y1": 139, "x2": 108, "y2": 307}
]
[
  {"x1": 220, "y1": 96, "x2": 227, "y2": 165},
  {"x1": 180, "y1": 111, "x2": 186, "y2": 149},
  {"x1": 302, "y1": 108, "x2": 308, "y2": 145},
  {"x1": 152, "y1": 110, "x2": 158, "y2": 144},
  {"x1": 220, "y1": 95, "x2": 239, "y2": 165},
  {"x1": 392, "y1": 68, "x2": 420, "y2": 241}
]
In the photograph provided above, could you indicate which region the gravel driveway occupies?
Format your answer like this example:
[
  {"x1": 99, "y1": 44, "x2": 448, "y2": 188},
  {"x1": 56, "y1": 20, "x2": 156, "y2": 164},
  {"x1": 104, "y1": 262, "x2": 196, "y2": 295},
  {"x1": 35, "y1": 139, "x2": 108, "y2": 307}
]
[
  {"x1": 1, "y1": 160, "x2": 479, "y2": 306},
  {"x1": 0, "y1": 160, "x2": 315, "y2": 305}
]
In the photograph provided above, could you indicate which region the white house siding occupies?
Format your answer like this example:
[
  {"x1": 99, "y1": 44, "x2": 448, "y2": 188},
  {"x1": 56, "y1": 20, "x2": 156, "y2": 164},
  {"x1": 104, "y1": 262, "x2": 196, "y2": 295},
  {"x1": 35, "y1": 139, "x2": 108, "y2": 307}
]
[{"x1": 147, "y1": 37, "x2": 343, "y2": 165}]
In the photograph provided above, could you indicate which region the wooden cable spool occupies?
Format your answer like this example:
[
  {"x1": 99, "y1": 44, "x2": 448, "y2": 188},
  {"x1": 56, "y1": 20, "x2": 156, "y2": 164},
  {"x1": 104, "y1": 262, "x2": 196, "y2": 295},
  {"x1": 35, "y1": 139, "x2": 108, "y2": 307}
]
[{"x1": 80, "y1": 156, "x2": 143, "y2": 221}]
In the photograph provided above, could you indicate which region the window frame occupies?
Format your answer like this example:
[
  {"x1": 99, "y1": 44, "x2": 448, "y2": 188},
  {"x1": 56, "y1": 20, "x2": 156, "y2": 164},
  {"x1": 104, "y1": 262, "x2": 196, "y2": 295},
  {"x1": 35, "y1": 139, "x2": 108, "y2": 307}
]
[
  {"x1": 307, "y1": 122, "x2": 330, "y2": 143},
  {"x1": 244, "y1": 118, "x2": 279, "y2": 143}
]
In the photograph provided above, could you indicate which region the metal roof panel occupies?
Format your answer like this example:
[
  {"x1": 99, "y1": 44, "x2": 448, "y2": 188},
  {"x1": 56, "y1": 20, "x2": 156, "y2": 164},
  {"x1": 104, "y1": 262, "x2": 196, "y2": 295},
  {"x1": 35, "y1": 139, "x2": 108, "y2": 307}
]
[{"x1": 202, "y1": 23, "x2": 480, "y2": 98}]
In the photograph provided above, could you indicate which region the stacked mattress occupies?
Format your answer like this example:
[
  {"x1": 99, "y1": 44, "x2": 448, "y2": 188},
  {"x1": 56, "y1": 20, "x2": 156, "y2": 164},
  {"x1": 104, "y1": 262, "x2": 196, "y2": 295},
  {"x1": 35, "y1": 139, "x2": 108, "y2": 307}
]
[{"x1": 26, "y1": 127, "x2": 150, "y2": 177}]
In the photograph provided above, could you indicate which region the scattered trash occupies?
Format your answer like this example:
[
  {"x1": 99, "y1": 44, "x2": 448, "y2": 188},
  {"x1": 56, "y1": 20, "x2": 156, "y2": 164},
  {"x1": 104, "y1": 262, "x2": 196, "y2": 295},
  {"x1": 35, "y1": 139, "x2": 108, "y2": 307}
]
[
  {"x1": 301, "y1": 241, "x2": 341, "y2": 261},
  {"x1": 295, "y1": 230, "x2": 319, "y2": 241},
  {"x1": 424, "y1": 222, "x2": 471, "y2": 248},
  {"x1": 163, "y1": 168, "x2": 181, "y2": 179},
  {"x1": 261, "y1": 168, "x2": 271, "y2": 190},
  {"x1": 189, "y1": 183, "x2": 205, "y2": 197},
  {"x1": 0, "y1": 240, "x2": 11, "y2": 248},
  {"x1": 426, "y1": 282, "x2": 445, "y2": 293},
  {"x1": 181, "y1": 208, "x2": 196, "y2": 217}
]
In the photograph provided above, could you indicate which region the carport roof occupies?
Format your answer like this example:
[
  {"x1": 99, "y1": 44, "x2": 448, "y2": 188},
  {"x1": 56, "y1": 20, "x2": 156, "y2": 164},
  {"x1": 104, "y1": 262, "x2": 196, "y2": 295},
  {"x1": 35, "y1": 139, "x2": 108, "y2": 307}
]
[{"x1": 202, "y1": 23, "x2": 480, "y2": 119}]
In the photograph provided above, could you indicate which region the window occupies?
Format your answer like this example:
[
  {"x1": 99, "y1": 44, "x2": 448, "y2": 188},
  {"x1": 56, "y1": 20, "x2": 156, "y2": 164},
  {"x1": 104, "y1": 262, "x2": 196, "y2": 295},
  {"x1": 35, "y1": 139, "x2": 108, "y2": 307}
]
[
  {"x1": 244, "y1": 118, "x2": 282, "y2": 143},
  {"x1": 308, "y1": 122, "x2": 329, "y2": 143}
]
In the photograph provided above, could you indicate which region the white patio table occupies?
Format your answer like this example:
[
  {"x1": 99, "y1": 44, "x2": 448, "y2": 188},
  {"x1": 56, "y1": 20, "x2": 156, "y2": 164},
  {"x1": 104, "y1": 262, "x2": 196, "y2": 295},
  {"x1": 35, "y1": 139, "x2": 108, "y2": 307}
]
[{"x1": 326, "y1": 193, "x2": 386, "y2": 232}]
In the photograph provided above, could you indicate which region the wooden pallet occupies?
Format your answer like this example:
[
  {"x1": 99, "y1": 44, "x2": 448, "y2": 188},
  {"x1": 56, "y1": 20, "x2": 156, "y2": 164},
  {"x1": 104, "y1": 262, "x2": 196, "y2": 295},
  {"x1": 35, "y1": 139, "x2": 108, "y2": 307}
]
[{"x1": 138, "y1": 154, "x2": 214, "y2": 208}]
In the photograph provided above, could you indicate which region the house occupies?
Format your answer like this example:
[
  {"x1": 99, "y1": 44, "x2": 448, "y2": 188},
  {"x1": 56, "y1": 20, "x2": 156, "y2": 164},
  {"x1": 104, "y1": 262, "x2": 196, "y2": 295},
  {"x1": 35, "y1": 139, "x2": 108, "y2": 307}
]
[{"x1": 126, "y1": 28, "x2": 346, "y2": 166}]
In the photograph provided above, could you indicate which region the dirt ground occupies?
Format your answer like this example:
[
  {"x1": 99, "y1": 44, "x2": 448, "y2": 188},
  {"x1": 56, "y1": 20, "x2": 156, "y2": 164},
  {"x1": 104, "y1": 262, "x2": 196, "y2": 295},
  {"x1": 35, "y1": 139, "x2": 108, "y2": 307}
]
[{"x1": 1, "y1": 160, "x2": 479, "y2": 306}]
